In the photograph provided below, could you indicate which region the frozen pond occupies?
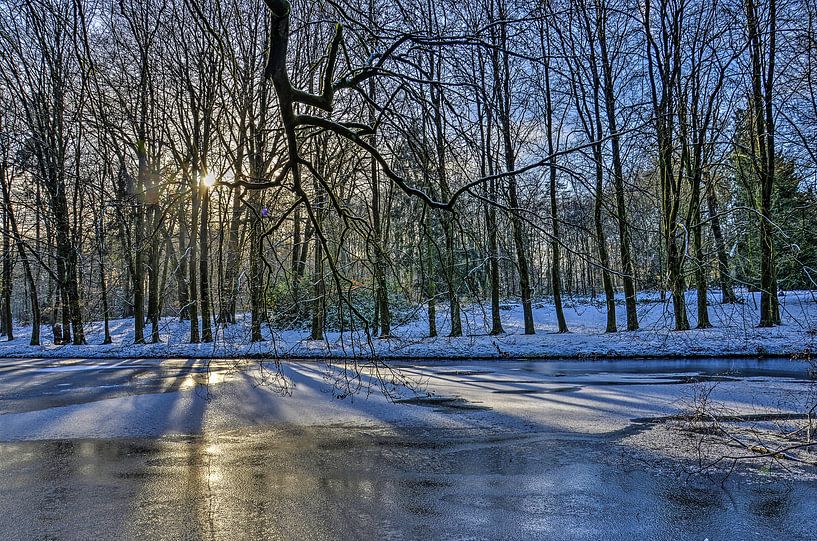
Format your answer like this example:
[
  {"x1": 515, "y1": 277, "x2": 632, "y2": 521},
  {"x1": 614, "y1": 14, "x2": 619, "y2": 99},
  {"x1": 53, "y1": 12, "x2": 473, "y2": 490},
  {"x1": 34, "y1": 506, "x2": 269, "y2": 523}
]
[{"x1": 0, "y1": 357, "x2": 814, "y2": 539}]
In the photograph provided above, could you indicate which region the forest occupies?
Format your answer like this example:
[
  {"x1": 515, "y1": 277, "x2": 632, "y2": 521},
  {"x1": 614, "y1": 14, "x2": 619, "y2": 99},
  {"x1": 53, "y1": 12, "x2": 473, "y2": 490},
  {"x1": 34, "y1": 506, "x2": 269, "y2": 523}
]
[{"x1": 0, "y1": 0, "x2": 816, "y2": 349}]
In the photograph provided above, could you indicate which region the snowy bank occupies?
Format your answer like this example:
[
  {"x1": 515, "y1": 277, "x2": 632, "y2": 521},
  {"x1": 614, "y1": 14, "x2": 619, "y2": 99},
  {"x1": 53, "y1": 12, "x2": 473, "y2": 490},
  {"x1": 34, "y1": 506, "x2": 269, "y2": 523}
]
[{"x1": 1, "y1": 290, "x2": 816, "y2": 360}]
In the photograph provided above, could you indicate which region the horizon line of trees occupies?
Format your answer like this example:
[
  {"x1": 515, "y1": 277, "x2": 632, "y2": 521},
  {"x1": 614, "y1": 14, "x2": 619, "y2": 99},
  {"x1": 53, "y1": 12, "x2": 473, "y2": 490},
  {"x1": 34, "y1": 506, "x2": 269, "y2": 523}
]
[{"x1": 0, "y1": 0, "x2": 816, "y2": 346}]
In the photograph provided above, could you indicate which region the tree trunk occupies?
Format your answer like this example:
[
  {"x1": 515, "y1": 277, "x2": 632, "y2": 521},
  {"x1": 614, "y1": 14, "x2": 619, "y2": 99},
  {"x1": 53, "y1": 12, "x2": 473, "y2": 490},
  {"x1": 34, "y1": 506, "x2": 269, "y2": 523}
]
[
  {"x1": 422, "y1": 211, "x2": 438, "y2": 338},
  {"x1": 690, "y1": 170, "x2": 711, "y2": 328},
  {"x1": 2, "y1": 205, "x2": 12, "y2": 340},
  {"x1": 487, "y1": 181, "x2": 504, "y2": 335},
  {"x1": 594, "y1": 153, "x2": 617, "y2": 333},
  {"x1": 430, "y1": 74, "x2": 462, "y2": 337},
  {"x1": 494, "y1": 7, "x2": 534, "y2": 335},
  {"x1": 598, "y1": 21, "x2": 638, "y2": 331},
  {"x1": 220, "y1": 186, "x2": 244, "y2": 324},
  {"x1": 310, "y1": 212, "x2": 326, "y2": 341},
  {"x1": 1, "y1": 173, "x2": 40, "y2": 345},
  {"x1": 290, "y1": 206, "x2": 302, "y2": 314},
  {"x1": 189, "y1": 181, "x2": 200, "y2": 343},
  {"x1": 199, "y1": 182, "x2": 213, "y2": 342},
  {"x1": 95, "y1": 208, "x2": 112, "y2": 345},
  {"x1": 249, "y1": 194, "x2": 263, "y2": 342},
  {"x1": 175, "y1": 202, "x2": 191, "y2": 319},
  {"x1": 745, "y1": 0, "x2": 780, "y2": 326},
  {"x1": 147, "y1": 202, "x2": 161, "y2": 343},
  {"x1": 542, "y1": 39, "x2": 567, "y2": 333},
  {"x1": 706, "y1": 185, "x2": 737, "y2": 303}
]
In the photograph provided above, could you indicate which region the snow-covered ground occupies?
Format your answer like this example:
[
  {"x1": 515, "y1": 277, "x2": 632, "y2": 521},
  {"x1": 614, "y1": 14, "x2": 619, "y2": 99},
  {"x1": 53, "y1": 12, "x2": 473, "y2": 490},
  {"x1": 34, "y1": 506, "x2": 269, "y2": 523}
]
[{"x1": 2, "y1": 289, "x2": 816, "y2": 359}]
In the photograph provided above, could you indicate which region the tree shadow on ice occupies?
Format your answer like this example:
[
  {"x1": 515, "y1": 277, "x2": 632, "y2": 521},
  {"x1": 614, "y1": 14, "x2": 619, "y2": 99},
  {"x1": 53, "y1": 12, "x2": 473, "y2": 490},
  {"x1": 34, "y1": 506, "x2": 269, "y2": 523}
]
[{"x1": 0, "y1": 358, "x2": 212, "y2": 439}]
